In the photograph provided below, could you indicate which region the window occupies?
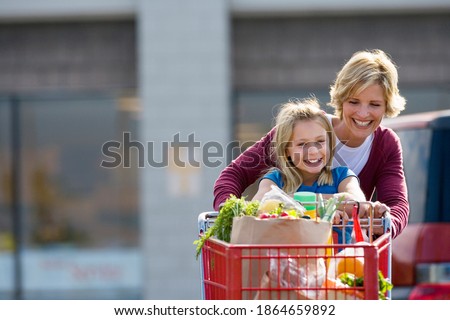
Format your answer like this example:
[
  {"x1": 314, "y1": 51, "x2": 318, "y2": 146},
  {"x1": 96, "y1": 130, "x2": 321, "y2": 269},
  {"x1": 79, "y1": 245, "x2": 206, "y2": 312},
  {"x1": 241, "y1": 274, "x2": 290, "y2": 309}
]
[{"x1": 0, "y1": 94, "x2": 142, "y2": 299}]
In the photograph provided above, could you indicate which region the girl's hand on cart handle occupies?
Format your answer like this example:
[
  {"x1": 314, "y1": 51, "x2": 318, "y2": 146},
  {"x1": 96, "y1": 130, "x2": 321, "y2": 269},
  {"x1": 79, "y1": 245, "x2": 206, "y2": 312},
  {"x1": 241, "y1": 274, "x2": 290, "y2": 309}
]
[{"x1": 332, "y1": 209, "x2": 349, "y2": 225}]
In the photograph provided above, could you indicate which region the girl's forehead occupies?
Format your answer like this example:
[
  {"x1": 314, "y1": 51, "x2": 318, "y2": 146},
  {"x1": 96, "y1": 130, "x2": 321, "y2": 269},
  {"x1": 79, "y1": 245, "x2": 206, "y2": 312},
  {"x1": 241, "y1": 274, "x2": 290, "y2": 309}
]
[
  {"x1": 292, "y1": 118, "x2": 325, "y2": 129},
  {"x1": 291, "y1": 119, "x2": 326, "y2": 138}
]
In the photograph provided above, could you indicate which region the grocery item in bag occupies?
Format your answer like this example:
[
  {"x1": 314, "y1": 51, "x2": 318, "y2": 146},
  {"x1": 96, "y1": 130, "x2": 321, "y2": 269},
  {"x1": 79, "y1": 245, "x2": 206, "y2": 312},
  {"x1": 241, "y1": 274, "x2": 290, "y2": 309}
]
[
  {"x1": 230, "y1": 214, "x2": 332, "y2": 300},
  {"x1": 254, "y1": 252, "x2": 326, "y2": 300}
]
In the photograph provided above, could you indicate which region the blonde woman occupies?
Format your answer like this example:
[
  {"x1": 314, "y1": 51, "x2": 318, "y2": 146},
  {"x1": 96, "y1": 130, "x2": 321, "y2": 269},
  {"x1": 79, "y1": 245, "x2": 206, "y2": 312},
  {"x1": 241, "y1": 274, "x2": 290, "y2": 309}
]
[{"x1": 215, "y1": 49, "x2": 408, "y2": 238}]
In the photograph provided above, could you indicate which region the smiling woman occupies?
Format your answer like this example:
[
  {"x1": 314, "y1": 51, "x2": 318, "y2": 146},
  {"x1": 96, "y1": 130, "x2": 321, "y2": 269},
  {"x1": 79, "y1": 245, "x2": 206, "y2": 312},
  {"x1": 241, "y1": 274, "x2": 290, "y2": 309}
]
[
  {"x1": 213, "y1": 49, "x2": 409, "y2": 239},
  {"x1": 329, "y1": 49, "x2": 405, "y2": 148},
  {"x1": 333, "y1": 84, "x2": 386, "y2": 147}
]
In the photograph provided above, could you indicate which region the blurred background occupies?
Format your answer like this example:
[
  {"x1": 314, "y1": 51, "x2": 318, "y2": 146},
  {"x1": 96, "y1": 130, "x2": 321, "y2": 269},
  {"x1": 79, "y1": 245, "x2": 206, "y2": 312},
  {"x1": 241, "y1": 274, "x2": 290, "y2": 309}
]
[{"x1": 0, "y1": 0, "x2": 449, "y2": 299}]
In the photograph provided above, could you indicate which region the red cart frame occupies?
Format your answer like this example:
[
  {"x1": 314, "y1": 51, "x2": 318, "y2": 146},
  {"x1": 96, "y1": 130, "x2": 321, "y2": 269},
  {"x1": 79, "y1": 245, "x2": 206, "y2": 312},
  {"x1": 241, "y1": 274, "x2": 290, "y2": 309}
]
[{"x1": 198, "y1": 211, "x2": 391, "y2": 300}]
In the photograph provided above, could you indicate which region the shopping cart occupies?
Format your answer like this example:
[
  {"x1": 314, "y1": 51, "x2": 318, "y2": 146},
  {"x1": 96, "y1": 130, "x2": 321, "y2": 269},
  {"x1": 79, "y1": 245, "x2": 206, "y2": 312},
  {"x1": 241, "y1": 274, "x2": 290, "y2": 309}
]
[{"x1": 197, "y1": 202, "x2": 391, "y2": 300}]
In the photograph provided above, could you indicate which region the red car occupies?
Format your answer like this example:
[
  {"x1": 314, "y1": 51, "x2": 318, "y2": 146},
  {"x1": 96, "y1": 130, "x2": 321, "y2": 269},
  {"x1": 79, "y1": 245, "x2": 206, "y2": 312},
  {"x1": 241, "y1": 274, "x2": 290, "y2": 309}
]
[{"x1": 383, "y1": 110, "x2": 450, "y2": 299}]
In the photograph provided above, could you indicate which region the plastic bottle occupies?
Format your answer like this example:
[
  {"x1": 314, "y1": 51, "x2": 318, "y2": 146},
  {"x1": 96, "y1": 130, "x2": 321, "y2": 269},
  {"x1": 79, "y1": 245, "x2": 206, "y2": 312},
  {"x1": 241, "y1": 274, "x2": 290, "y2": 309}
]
[
  {"x1": 294, "y1": 192, "x2": 334, "y2": 257},
  {"x1": 294, "y1": 191, "x2": 317, "y2": 219}
]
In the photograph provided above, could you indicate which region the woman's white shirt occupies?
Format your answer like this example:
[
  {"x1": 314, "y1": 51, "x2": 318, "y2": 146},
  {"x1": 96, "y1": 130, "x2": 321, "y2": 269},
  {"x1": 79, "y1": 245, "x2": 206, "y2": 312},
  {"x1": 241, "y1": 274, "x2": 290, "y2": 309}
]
[{"x1": 326, "y1": 114, "x2": 373, "y2": 175}]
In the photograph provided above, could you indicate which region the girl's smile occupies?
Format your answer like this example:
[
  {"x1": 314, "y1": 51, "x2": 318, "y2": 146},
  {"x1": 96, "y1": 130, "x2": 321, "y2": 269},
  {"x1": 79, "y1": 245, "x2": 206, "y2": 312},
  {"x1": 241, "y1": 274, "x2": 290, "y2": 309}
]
[{"x1": 287, "y1": 120, "x2": 329, "y2": 183}]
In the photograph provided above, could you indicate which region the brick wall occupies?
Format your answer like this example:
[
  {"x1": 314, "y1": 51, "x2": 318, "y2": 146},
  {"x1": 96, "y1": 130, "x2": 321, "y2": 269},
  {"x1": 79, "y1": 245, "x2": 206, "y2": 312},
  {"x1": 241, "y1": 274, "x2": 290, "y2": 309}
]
[
  {"x1": 233, "y1": 13, "x2": 450, "y2": 90},
  {"x1": 0, "y1": 21, "x2": 136, "y2": 93}
]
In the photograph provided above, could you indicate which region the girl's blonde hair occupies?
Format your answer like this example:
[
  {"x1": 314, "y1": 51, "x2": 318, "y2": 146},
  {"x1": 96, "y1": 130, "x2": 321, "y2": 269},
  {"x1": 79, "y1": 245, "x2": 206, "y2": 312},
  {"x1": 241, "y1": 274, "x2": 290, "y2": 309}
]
[
  {"x1": 273, "y1": 97, "x2": 335, "y2": 194},
  {"x1": 328, "y1": 49, "x2": 406, "y2": 119}
]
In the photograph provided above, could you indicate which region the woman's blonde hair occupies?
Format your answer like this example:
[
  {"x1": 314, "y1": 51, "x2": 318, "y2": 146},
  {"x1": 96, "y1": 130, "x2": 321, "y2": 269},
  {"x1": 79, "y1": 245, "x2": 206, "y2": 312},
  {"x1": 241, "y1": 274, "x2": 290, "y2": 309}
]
[
  {"x1": 273, "y1": 97, "x2": 335, "y2": 195},
  {"x1": 328, "y1": 49, "x2": 406, "y2": 119}
]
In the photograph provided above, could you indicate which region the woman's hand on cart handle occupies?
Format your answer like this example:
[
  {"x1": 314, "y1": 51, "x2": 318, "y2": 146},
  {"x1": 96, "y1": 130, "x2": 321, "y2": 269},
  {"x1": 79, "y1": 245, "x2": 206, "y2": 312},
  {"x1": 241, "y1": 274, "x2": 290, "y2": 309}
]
[
  {"x1": 359, "y1": 201, "x2": 390, "y2": 219},
  {"x1": 372, "y1": 201, "x2": 391, "y2": 218},
  {"x1": 367, "y1": 201, "x2": 391, "y2": 236}
]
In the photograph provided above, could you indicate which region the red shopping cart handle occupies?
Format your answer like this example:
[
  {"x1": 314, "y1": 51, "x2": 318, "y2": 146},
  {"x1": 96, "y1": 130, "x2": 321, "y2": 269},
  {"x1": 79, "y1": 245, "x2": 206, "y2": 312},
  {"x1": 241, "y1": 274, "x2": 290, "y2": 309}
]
[{"x1": 352, "y1": 203, "x2": 365, "y2": 243}]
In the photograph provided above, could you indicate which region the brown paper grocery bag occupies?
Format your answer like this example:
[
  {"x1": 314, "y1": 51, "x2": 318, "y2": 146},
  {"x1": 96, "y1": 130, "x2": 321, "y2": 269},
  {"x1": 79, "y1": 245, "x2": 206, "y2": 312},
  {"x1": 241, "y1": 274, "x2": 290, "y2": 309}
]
[
  {"x1": 230, "y1": 216, "x2": 332, "y2": 299},
  {"x1": 230, "y1": 216, "x2": 331, "y2": 246}
]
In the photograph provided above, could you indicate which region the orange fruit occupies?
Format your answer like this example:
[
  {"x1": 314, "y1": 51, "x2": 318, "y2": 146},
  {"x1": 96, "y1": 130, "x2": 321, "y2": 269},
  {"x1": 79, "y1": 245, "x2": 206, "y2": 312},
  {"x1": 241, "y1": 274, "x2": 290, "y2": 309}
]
[{"x1": 336, "y1": 256, "x2": 364, "y2": 278}]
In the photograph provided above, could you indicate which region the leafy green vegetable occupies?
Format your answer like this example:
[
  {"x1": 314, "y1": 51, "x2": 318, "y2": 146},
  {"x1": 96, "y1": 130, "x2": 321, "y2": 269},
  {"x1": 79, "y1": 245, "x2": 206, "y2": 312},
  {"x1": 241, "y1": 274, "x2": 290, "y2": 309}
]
[
  {"x1": 194, "y1": 195, "x2": 259, "y2": 259},
  {"x1": 339, "y1": 272, "x2": 364, "y2": 287},
  {"x1": 338, "y1": 271, "x2": 393, "y2": 300},
  {"x1": 244, "y1": 199, "x2": 260, "y2": 217},
  {"x1": 378, "y1": 271, "x2": 394, "y2": 299}
]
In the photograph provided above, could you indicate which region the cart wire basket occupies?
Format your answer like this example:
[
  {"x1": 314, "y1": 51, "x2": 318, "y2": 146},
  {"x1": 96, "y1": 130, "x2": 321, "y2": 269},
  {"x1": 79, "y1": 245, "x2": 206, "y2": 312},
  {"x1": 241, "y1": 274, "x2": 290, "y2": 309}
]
[{"x1": 198, "y1": 203, "x2": 391, "y2": 300}]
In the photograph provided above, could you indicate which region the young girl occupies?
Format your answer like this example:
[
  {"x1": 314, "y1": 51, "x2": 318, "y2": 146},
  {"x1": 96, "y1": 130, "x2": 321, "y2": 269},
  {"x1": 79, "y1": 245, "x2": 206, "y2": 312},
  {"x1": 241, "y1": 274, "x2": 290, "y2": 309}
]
[
  {"x1": 253, "y1": 97, "x2": 365, "y2": 201},
  {"x1": 252, "y1": 98, "x2": 366, "y2": 242}
]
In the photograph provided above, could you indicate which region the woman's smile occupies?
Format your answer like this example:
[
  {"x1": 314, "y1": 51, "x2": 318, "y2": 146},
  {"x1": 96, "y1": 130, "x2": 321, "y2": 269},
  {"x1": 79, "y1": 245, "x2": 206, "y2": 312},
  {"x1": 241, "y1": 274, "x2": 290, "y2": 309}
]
[{"x1": 353, "y1": 119, "x2": 372, "y2": 127}]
